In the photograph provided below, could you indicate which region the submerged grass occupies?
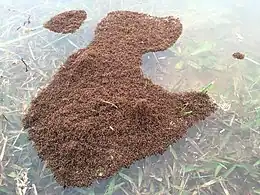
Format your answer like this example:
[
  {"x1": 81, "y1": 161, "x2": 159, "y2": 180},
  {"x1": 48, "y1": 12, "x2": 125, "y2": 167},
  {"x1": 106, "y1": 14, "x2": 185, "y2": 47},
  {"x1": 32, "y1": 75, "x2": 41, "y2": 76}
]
[{"x1": 0, "y1": 0, "x2": 260, "y2": 195}]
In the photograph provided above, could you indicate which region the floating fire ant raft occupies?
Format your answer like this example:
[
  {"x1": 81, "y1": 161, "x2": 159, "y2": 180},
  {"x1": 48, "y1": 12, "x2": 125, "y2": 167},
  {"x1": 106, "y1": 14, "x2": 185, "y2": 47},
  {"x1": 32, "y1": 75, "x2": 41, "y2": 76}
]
[
  {"x1": 43, "y1": 10, "x2": 87, "y2": 34},
  {"x1": 232, "y1": 52, "x2": 245, "y2": 60},
  {"x1": 22, "y1": 10, "x2": 217, "y2": 187}
]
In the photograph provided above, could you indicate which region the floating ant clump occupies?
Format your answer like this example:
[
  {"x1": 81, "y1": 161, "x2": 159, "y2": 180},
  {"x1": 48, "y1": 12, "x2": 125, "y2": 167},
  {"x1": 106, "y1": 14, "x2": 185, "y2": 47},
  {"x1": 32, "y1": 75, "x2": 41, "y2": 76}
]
[
  {"x1": 232, "y1": 52, "x2": 245, "y2": 60},
  {"x1": 43, "y1": 10, "x2": 87, "y2": 34},
  {"x1": 232, "y1": 52, "x2": 260, "y2": 65}
]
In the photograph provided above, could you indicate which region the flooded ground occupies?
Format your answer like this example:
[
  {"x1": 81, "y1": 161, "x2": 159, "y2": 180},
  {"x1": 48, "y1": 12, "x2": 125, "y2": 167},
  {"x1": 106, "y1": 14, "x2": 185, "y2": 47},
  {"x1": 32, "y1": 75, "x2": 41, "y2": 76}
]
[{"x1": 0, "y1": 0, "x2": 259, "y2": 194}]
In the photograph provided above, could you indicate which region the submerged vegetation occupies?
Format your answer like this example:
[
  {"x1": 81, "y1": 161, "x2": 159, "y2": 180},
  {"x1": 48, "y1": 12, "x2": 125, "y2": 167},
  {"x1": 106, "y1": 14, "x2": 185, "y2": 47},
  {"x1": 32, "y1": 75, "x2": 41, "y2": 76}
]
[{"x1": 0, "y1": 0, "x2": 259, "y2": 194}]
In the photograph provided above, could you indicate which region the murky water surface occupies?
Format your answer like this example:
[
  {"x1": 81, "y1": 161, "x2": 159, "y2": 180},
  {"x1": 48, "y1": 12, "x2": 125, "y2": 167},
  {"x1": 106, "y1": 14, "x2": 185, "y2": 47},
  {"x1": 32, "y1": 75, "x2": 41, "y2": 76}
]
[{"x1": 0, "y1": 0, "x2": 259, "y2": 194}]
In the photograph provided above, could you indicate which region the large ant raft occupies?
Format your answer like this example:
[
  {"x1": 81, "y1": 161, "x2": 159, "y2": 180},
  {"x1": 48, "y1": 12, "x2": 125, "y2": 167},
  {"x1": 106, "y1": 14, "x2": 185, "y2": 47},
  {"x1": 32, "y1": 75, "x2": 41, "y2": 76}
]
[{"x1": 23, "y1": 10, "x2": 217, "y2": 187}]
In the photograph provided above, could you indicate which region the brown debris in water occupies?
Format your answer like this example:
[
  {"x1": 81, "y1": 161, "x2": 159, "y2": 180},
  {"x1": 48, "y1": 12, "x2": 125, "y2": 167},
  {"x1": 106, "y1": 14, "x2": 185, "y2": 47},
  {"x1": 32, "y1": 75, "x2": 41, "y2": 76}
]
[
  {"x1": 22, "y1": 10, "x2": 217, "y2": 187},
  {"x1": 43, "y1": 10, "x2": 87, "y2": 34},
  {"x1": 232, "y1": 52, "x2": 245, "y2": 60}
]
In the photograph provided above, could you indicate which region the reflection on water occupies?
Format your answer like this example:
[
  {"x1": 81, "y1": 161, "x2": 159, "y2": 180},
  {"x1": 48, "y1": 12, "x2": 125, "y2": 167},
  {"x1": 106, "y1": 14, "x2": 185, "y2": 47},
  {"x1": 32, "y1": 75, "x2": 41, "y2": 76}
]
[{"x1": 0, "y1": 0, "x2": 259, "y2": 194}]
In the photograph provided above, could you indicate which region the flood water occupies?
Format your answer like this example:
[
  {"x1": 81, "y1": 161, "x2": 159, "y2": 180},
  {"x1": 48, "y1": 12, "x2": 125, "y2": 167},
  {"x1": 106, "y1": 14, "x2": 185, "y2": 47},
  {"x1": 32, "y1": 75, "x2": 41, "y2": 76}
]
[{"x1": 0, "y1": 0, "x2": 259, "y2": 194}]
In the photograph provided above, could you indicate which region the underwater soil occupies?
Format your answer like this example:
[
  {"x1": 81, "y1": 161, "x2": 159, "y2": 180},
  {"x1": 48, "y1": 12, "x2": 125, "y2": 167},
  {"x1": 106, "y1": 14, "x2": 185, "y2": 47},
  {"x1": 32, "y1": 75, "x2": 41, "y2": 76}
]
[
  {"x1": 23, "y1": 10, "x2": 217, "y2": 187},
  {"x1": 43, "y1": 10, "x2": 87, "y2": 34}
]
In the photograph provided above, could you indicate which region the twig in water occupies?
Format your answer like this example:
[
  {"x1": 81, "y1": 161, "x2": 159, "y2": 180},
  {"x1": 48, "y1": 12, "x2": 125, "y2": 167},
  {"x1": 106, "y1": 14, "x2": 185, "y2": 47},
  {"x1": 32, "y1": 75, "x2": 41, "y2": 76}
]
[
  {"x1": 21, "y1": 58, "x2": 29, "y2": 72},
  {"x1": 0, "y1": 136, "x2": 7, "y2": 162},
  {"x1": 16, "y1": 15, "x2": 31, "y2": 31},
  {"x1": 1, "y1": 114, "x2": 10, "y2": 123},
  {"x1": 32, "y1": 184, "x2": 38, "y2": 195},
  {"x1": 232, "y1": 52, "x2": 260, "y2": 66},
  {"x1": 25, "y1": 15, "x2": 31, "y2": 25},
  {"x1": 244, "y1": 56, "x2": 260, "y2": 66}
]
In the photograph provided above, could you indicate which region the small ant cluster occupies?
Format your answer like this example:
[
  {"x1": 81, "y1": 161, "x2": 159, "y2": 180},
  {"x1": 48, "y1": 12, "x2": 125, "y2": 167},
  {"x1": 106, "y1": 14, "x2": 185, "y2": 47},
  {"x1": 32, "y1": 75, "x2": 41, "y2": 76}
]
[{"x1": 232, "y1": 52, "x2": 245, "y2": 60}]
